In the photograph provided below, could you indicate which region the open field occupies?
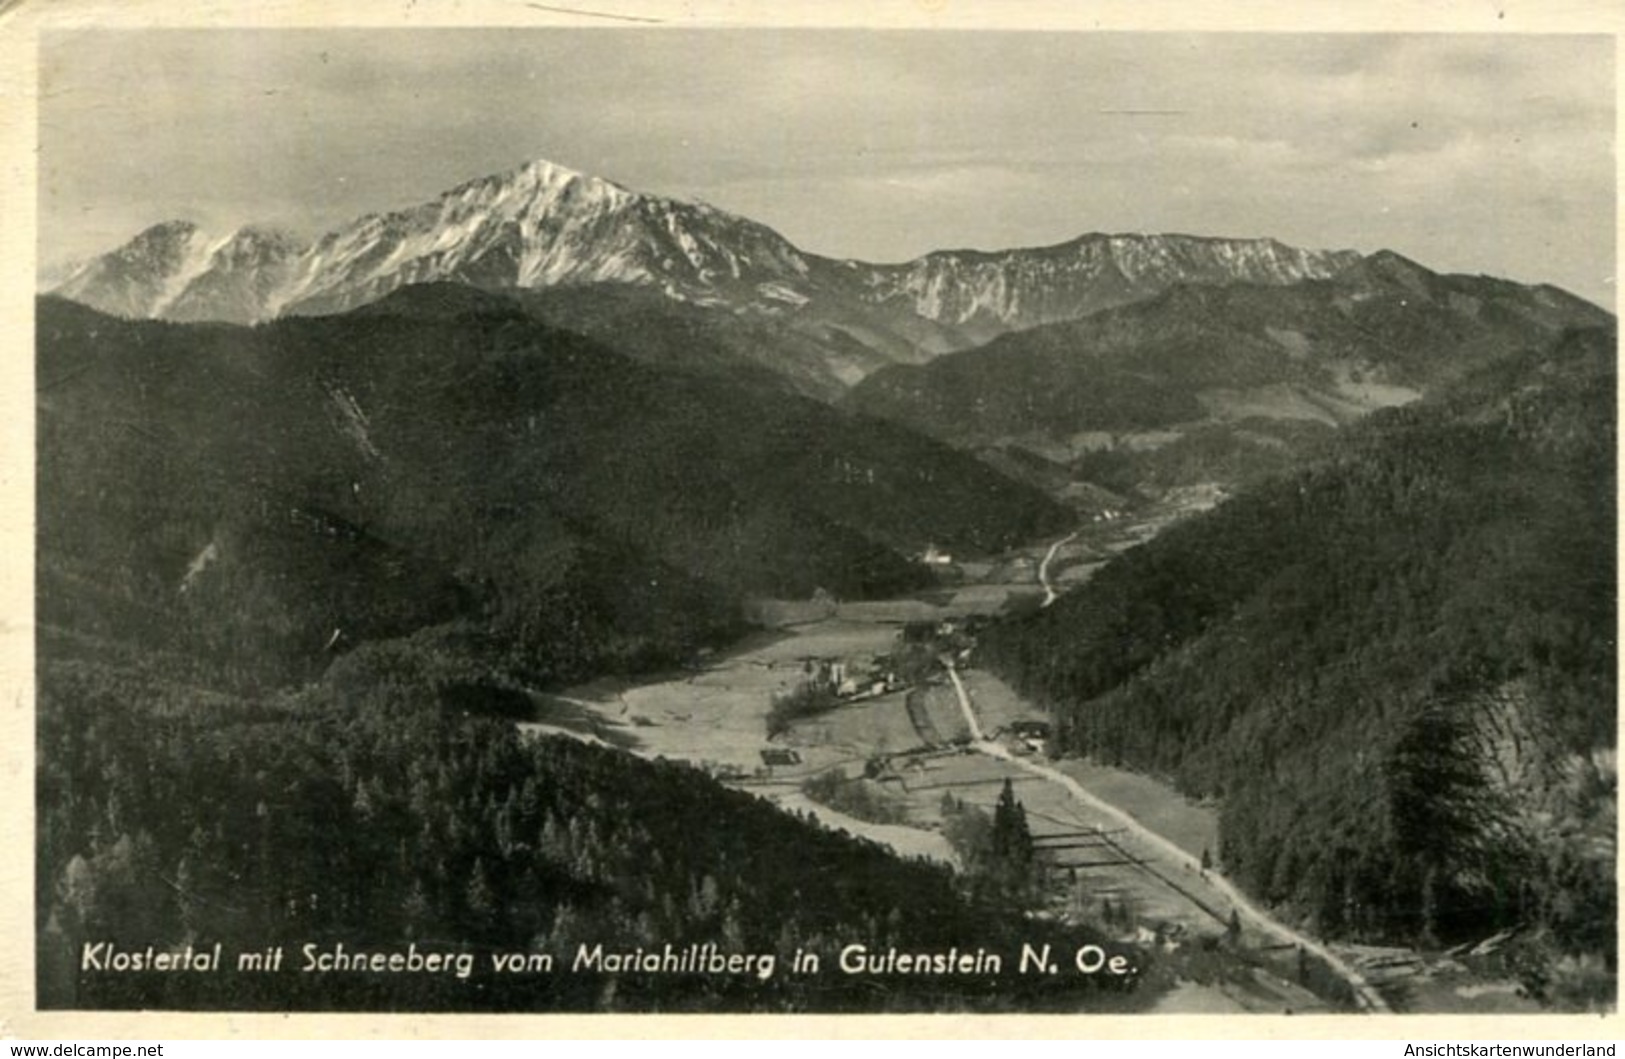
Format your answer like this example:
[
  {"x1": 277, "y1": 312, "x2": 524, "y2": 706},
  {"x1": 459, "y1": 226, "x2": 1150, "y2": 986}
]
[
  {"x1": 1050, "y1": 759, "x2": 1220, "y2": 865},
  {"x1": 554, "y1": 620, "x2": 900, "y2": 771},
  {"x1": 833, "y1": 599, "x2": 946, "y2": 624},
  {"x1": 953, "y1": 669, "x2": 1047, "y2": 732},
  {"x1": 942, "y1": 583, "x2": 1042, "y2": 614},
  {"x1": 783, "y1": 689, "x2": 924, "y2": 756},
  {"x1": 763, "y1": 790, "x2": 960, "y2": 866},
  {"x1": 914, "y1": 750, "x2": 1237, "y2": 936}
]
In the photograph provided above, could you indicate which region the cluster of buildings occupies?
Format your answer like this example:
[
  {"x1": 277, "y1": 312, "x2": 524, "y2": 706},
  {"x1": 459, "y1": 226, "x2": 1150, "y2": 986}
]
[{"x1": 804, "y1": 657, "x2": 900, "y2": 701}]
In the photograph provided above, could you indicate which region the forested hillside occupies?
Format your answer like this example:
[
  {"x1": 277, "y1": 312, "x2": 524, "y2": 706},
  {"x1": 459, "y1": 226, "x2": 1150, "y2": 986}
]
[
  {"x1": 37, "y1": 640, "x2": 1146, "y2": 1011},
  {"x1": 977, "y1": 326, "x2": 1615, "y2": 996},
  {"x1": 38, "y1": 293, "x2": 1066, "y2": 689}
]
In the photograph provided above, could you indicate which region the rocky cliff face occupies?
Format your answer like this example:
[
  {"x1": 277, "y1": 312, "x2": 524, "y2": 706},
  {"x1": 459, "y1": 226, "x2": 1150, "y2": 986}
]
[
  {"x1": 52, "y1": 220, "x2": 221, "y2": 319},
  {"x1": 166, "y1": 226, "x2": 304, "y2": 323},
  {"x1": 857, "y1": 233, "x2": 1362, "y2": 333}
]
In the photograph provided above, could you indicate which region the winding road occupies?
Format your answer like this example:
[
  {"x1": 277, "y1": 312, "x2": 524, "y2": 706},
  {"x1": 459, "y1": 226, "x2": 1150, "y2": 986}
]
[{"x1": 1038, "y1": 531, "x2": 1080, "y2": 607}]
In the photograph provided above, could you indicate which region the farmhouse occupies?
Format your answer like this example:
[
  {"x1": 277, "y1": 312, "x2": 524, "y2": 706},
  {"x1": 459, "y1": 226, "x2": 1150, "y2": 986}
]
[{"x1": 1007, "y1": 720, "x2": 1053, "y2": 754}]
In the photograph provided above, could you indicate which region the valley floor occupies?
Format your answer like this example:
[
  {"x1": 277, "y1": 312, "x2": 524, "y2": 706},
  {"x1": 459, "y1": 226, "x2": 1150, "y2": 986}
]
[{"x1": 520, "y1": 491, "x2": 1544, "y2": 1016}]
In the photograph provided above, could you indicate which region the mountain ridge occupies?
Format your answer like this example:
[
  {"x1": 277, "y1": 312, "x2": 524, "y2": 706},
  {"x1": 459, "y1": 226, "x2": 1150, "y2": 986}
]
[
  {"x1": 846, "y1": 251, "x2": 1613, "y2": 499},
  {"x1": 48, "y1": 156, "x2": 1384, "y2": 359}
]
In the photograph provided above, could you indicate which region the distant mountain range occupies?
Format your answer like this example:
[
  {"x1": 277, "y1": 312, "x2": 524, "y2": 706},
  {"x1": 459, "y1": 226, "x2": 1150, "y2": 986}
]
[
  {"x1": 49, "y1": 157, "x2": 1362, "y2": 366},
  {"x1": 45, "y1": 155, "x2": 1612, "y2": 504}
]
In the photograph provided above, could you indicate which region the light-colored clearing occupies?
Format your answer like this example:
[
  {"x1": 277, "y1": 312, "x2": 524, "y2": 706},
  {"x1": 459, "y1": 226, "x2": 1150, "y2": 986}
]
[
  {"x1": 767, "y1": 790, "x2": 959, "y2": 867},
  {"x1": 1051, "y1": 759, "x2": 1219, "y2": 865},
  {"x1": 1197, "y1": 384, "x2": 1343, "y2": 426}
]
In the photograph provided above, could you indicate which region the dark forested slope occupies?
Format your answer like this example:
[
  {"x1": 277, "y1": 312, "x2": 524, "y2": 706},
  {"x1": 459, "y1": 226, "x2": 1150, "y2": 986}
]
[{"x1": 38, "y1": 293, "x2": 1066, "y2": 688}]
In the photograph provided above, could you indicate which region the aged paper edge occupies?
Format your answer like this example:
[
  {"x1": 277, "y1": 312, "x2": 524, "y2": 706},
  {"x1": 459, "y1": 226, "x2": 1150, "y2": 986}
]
[{"x1": 1, "y1": 0, "x2": 1619, "y2": 1041}]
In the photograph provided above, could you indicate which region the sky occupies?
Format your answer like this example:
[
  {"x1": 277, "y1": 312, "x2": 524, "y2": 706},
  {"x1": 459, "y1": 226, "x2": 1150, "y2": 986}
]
[{"x1": 37, "y1": 28, "x2": 1617, "y2": 306}]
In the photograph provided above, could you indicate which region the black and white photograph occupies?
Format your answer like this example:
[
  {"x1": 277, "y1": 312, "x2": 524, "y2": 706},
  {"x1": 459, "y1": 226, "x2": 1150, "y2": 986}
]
[{"x1": 14, "y1": 3, "x2": 1619, "y2": 1027}]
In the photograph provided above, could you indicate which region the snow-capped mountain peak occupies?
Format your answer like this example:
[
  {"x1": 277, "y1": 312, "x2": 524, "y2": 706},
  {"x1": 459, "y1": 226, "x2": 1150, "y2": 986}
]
[
  {"x1": 251, "y1": 155, "x2": 818, "y2": 319},
  {"x1": 52, "y1": 220, "x2": 222, "y2": 319},
  {"x1": 48, "y1": 156, "x2": 1366, "y2": 345}
]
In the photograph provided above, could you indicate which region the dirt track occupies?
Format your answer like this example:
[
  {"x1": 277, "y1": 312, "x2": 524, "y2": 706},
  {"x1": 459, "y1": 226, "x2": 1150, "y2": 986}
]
[
  {"x1": 944, "y1": 662, "x2": 1391, "y2": 1014},
  {"x1": 1038, "y1": 530, "x2": 1080, "y2": 607}
]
